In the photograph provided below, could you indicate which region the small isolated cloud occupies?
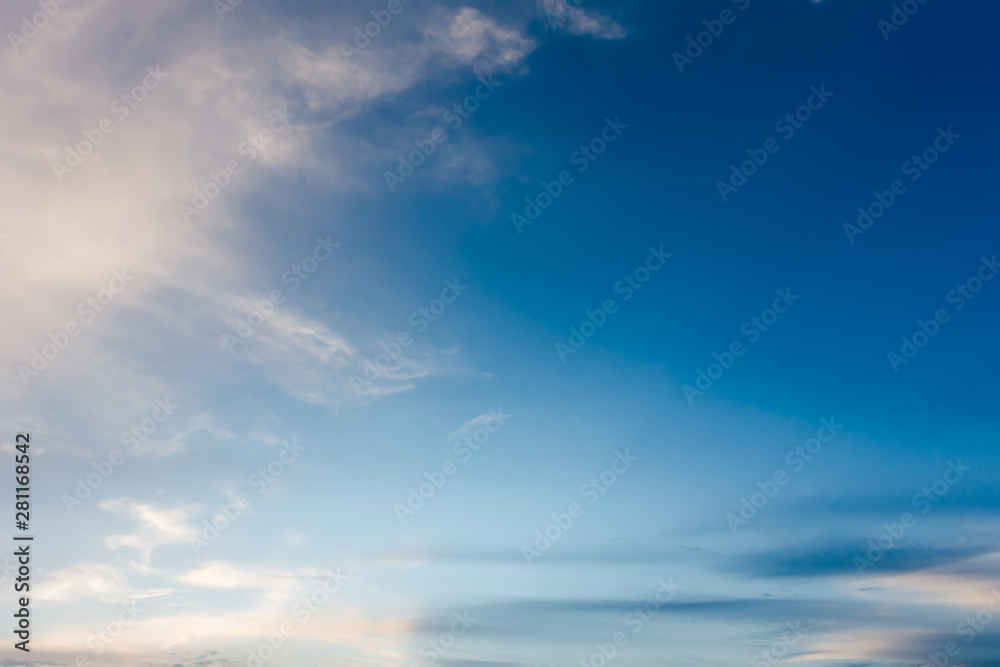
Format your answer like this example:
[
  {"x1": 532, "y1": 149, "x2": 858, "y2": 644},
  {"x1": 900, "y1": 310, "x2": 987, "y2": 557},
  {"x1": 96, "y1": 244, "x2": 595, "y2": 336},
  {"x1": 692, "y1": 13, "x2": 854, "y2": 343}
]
[
  {"x1": 448, "y1": 412, "x2": 496, "y2": 440},
  {"x1": 540, "y1": 0, "x2": 628, "y2": 39},
  {"x1": 424, "y1": 7, "x2": 538, "y2": 74},
  {"x1": 100, "y1": 497, "x2": 201, "y2": 569},
  {"x1": 178, "y1": 560, "x2": 266, "y2": 589}
]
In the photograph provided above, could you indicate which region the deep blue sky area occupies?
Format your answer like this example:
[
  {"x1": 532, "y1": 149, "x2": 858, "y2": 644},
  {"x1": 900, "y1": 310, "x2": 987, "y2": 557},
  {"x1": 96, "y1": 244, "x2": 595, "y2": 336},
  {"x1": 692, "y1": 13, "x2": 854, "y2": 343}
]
[{"x1": 355, "y1": 0, "x2": 1000, "y2": 440}]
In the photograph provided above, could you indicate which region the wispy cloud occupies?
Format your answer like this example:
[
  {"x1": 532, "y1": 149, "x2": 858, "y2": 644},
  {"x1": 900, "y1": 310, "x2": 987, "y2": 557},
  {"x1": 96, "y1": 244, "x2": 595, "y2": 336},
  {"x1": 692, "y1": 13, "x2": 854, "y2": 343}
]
[
  {"x1": 540, "y1": 0, "x2": 627, "y2": 39},
  {"x1": 100, "y1": 497, "x2": 201, "y2": 569}
]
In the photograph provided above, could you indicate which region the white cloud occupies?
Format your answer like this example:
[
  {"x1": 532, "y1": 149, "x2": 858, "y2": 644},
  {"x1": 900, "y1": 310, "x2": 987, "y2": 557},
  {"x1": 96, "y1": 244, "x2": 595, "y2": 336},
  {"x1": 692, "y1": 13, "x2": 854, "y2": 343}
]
[
  {"x1": 540, "y1": 0, "x2": 627, "y2": 39},
  {"x1": 100, "y1": 497, "x2": 201, "y2": 568},
  {"x1": 179, "y1": 560, "x2": 266, "y2": 589},
  {"x1": 426, "y1": 7, "x2": 538, "y2": 74},
  {"x1": 0, "y1": 2, "x2": 536, "y2": 424},
  {"x1": 36, "y1": 561, "x2": 172, "y2": 603},
  {"x1": 448, "y1": 412, "x2": 496, "y2": 440},
  {"x1": 231, "y1": 307, "x2": 451, "y2": 406}
]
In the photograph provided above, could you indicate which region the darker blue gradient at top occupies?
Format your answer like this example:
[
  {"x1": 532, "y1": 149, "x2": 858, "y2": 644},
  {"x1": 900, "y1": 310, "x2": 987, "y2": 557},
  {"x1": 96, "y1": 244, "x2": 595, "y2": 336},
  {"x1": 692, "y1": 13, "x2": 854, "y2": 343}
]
[{"x1": 442, "y1": 1, "x2": 1000, "y2": 427}]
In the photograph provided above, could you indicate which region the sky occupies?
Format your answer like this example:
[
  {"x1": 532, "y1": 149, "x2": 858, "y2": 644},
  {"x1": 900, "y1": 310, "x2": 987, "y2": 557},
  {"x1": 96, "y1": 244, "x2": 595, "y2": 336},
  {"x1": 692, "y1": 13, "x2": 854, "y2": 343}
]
[{"x1": 2, "y1": 0, "x2": 999, "y2": 665}]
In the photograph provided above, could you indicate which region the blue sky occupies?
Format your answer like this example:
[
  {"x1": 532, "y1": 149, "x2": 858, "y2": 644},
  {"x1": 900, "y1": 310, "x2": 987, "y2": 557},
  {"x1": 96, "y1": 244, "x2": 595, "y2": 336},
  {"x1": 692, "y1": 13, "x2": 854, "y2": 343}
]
[{"x1": 2, "y1": 0, "x2": 1000, "y2": 665}]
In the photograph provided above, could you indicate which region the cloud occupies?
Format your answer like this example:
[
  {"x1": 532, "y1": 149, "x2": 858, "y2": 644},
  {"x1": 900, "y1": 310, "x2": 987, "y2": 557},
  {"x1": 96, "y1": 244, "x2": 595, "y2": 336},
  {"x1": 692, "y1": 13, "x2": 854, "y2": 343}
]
[
  {"x1": 35, "y1": 562, "x2": 170, "y2": 603},
  {"x1": 540, "y1": 0, "x2": 627, "y2": 40},
  {"x1": 424, "y1": 7, "x2": 538, "y2": 74},
  {"x1": 231, "y1": 307, "x2": 448, "y2": 406},
  {"x1": 448, "y1": 412, "x2": 497, "y2": 440},
  {"x1": 100, "y1": 497, "x2": 201, "y2": 568},
  {"x1": 730, "y1": 542, "x2": 995, "y2": 579},
  {"x1": 0, "y1": 3, "x2": 541, "y2": 455},
  {"x1": 178, "y1": 560, "x2": 269, "y2": 589}
]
